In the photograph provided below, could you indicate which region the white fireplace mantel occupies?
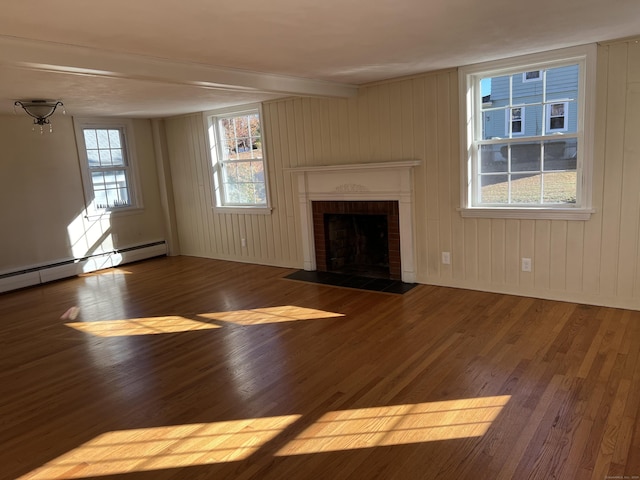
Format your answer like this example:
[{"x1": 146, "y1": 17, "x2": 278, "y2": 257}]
[{"x1": 288, "y1": 160, "x2": 420, "y2": 283}]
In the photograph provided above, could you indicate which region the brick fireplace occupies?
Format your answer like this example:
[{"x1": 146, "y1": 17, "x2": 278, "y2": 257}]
[
  {"x1": 290, "y1": 161, "x2": 419, "y2": 283},
  {"x1": 312, "y1": 200, "x2": 401, "y2": 280}
]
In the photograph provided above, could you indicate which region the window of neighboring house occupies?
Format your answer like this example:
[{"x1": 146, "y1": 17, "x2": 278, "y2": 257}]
[
  {"x1": 547, "y1": 101, "x2": 569, "y2": 132},
  {"x1": 74, "y1": 118, "x2": 141, "y2": 215},
  {"x1": 509, "y1": 107, "x2": 524, "y2": 135},
  {"x1": 523, "y1": 70, "x2": 542, "y2": 82},
  {"x1": 458, "y1": 45, "x2": 596, "y2": 220},
  {"x1": 205, "y1": 104, "x2": 271, "y2": 213}
]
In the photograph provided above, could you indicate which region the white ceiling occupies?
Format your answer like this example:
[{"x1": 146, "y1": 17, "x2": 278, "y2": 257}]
[{"x1": 1, "y1": 0, "x2": 639, "y2": 118}]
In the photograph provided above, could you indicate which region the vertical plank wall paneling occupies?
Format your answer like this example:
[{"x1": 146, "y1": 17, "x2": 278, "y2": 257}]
[
  {"x1": 164, "y1": 39, "x2": 640, "y2": 310},
  {"x1": 599, "y1": 44, "x2": 628, "y2": 298}
]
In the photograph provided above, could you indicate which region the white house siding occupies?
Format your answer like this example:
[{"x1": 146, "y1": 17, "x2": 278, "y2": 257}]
[{"x1": 164, "y1": 39, "x2": 640, "y2": 310}]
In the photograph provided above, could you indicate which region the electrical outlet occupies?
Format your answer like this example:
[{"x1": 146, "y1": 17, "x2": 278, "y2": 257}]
[
  {"x1": 241, "y1": 238, "x2": 247, "y2": 248},
  {"x1": 521, "y1": 257, "x2": 532, "y2": 272},
  {"x1": 442, "y1": 252, "x2": 451, "y2": 265}
]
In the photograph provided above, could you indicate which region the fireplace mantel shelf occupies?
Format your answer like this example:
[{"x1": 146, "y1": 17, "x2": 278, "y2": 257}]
[{"x1": 286, "y1": 160, "x2": 420, "y2": 173}]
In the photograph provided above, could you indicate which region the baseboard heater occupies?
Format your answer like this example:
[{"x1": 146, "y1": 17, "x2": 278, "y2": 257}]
[{"x1": 0, "y1": 241, "x2": 167, "y2": 293}]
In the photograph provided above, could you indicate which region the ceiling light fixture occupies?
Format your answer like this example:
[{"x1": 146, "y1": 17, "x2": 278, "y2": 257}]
[{"x1": 14, "y1": 99, "x2": 65, "y2": 134}]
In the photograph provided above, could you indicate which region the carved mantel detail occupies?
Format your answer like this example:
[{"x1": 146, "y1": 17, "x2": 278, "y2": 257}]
[{"x1": 334, "y1": 183, "x2": 369, "y2": 193}]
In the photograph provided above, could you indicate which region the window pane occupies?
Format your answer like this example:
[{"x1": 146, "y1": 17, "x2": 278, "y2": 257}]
[
  {"x1": 114, "y1": 170, "x2": 128, "y2": 186},
  {"x1": 118, "y1": 190, "x2": 130, "y2": 206},
  {"x1": 236, "y1": 161, "x2": 252, "y2": 182},
  {"x1": 108, "y1": 130, "x2": 121, "y2": 148},
  {"x1": 98, "y1": 149, "x2": 112, "y2": 166},
  {"x1": 545, "y1": 65, "x2": 579, "y2": 101},
  {"x1": 233, "y1": 116, "x2": 249, "y2": 136},
  {"x1": 255, "y1": 183, "x2": 266, "y2": 204},
  {"x1": 104, "y1": 189, "x2": 117, "y2": 208},
  {"x1": 94, "y1": 190, "x2": 108, "y2": 209},
  {"x1": 84, "y1": 130, "x2": 98, "y2": 149},
  {"x1": 251, "y1": 161, "x2": 265, "y2": 182},
  {"x1": 97, "y1": 130, "x2": 110, "y2": 149},
  {"x1": 480, "y1": 175, "x2": 508, "y2": 204},
  {"x1": 542, "y1": 172, "x2": 577, "y2": 204},
  {"x1": 483, "y1": 108, "x2": 507, "y2": 139},
  {"x1": 234, "y1": 138, "x2": 253, "y2": 159},
  {"x1": 480, "y1": 144, "x2": 507, "y2": 173},
  {"x1": 514, "y1": 72, "x2": 543, "y2": 99},
  {"x1": 224, "y1": 145, "x2": 237, "y2": 161},
  {"x1": 237, "y1": 183, "x2": 256, "y2": 204},
  {"x1": 511, "y1": 174, "x2": 541, "y2": 204},
  {"x1": 550, "y1": 103, "x2": 565, "y2": 117},
  {"x1": 249, "y1": 114, "x2": 260, "y2": 137},
  {"x1": 91, "y1": 172, "x2": 105, "y2": 189},
  {"x1": 550, "y1": 117, "x2": 564, "y2": 130},
  {"x1": 223, "y1": 162, "x2": 238, "y2": 183},
  {"x1": 544, "y1": 139, "x2": 577, "y2": 171},
  {"x1": 87, "y1": 149, "x2": 100, "y2": 167},
  {"x1": 525, "y1": 104, "x2": 544, "y2": 136},
  {"x1": 111, "y1": 149, "x2": 124, "y2": 166},
  {"x1": 225, "y1": 184, "x2": 240, "y2": 203},
  {"x1": 511, "y1": 142, "x2": 541, "y2": 172}
]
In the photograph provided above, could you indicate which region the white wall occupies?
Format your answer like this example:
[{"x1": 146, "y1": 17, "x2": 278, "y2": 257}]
[
  {"x1": 0, "y1": 115, "x2": 167, "y2": 274},
  {"x1": 165, "y1": 39, "x2": 640, "y2": 310}
]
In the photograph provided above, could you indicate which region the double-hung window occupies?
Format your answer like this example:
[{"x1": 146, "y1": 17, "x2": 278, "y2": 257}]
[
  {"x1": 74, "y1": 118, "x2": 141, "y2": 215},
  {"x1": 206, "y1": 104, "x2": 271, "y2": 213},
  {"x1": 509, "y1": 107, "x2": 524, "y2": 135},
  {"x1": 459, "y1": 45, "x2": 596, "y2": 219}
]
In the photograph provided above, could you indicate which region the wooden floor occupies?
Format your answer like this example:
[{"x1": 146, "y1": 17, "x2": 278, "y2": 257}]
[{"x1": 1, "y1": 256, "x2": 640, "y2": 480}]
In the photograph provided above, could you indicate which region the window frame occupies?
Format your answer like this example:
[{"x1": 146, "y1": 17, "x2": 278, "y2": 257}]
[
  {"x1": 73, "y1": 117, "x2": 143, "y2": 217},
  {"x1": 458, "y1": 45, "x2": 597, "y2": 220},
  {"x1": 204, "y1": 103, "x2": 272, "y2": 214},
  {"x1": 522, "y1": 70, "x2": 542, "y2": 82}
]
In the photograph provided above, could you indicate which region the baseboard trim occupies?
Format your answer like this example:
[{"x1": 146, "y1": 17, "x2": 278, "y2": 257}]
[{"x1": 0, "y1": 241, "x2": 167, "y2": 293}]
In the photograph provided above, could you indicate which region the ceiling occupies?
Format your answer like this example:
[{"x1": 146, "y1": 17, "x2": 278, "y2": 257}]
[{"x1": 1, "y1": 0, "x2": 639, "y2": 118}]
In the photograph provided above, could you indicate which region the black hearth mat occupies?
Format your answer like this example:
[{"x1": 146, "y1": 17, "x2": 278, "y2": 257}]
[{"x1": 284, "y1": 270, "x2": 417, "y2": 295}]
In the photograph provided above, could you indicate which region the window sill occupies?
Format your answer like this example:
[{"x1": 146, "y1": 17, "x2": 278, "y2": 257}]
[
  {"x1": 458, "y1": 207, "x2": 594, "y2": 220},
  {"x1": 213, "y1": 206, "x2": 273, "y2": 215},
  {"x1": 85, "y1": 207, "x2": 144, "y2": 220}
]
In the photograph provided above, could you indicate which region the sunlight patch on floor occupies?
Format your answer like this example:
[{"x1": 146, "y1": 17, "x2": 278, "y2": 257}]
[
  {"x1": 19, "y1": 415, "x2": 302, "y2": 480},
  {"x1": 19, "y1": 396, "x2": 509, "y2": 479},
  {"x1": 79, "y1": 268, "x2": 133, "y2": 277},
  {"x1": 65, "y1": 316, "x2": 220, "y2": 337},
  {"x1": 276, "y1": 395, "x2": 511, "y2": 455},
  {"x1": 199, "y1": 305, "x2": 344, "y2": 325}
]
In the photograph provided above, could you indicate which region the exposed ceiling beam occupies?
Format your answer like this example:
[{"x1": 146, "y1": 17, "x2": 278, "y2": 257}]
[{"x1": 0, "y1": 35, "x2": 358, "y2": 99}]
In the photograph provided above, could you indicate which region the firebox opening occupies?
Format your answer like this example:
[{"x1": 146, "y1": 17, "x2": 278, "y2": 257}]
[{"x1": 325, "y1": 213, "x2": 390, "y2": 279}]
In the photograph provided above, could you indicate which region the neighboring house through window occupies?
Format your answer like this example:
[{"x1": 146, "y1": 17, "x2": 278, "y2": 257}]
[
  {"x1": 458, "y1": 45, "x2": 596, "y2": 219},
  {"x1": 205, "y1": 104, "x2": 271, "y2": 213},
  {"x1": 74, "y1": 118, "x2": 141, "y2": 215}
]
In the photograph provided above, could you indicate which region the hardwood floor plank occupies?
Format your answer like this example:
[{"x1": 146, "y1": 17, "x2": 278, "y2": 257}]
[{"x1": 1, "y1": 256, "x2": 639, "y2": 480}]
